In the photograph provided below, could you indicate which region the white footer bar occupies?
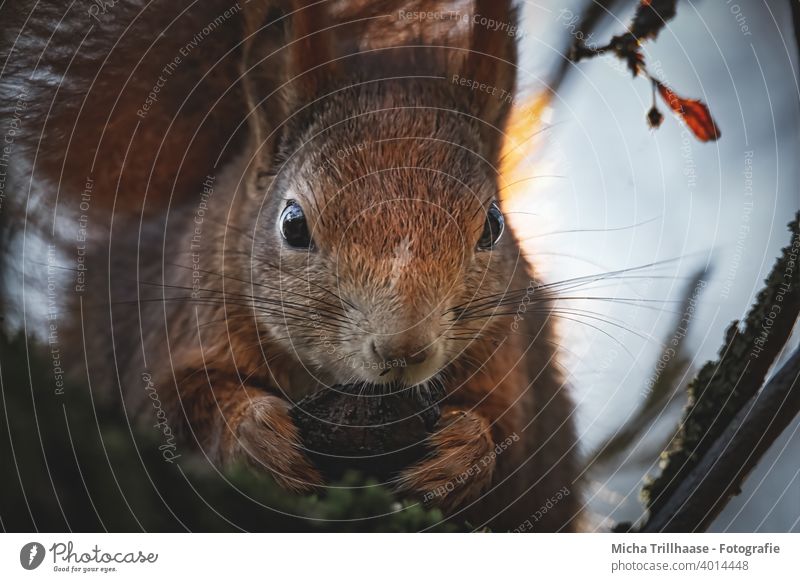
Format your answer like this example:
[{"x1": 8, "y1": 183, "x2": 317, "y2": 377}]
[{"x1": 1, "y1": 533, "x2": 795, "y2": 580}]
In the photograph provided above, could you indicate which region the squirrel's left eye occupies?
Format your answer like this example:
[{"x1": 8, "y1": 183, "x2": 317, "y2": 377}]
[
  {"x1": 280, "y1": 201, "x2": 313, "y2": 249},
  {"x1": 477, "y1": 202, "x2": 504, "y2": 250}
]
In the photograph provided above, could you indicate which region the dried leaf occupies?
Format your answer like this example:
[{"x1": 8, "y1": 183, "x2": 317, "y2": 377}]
[
  {"x1": 647, "y1": 106, "x2": 664, "y2": 129},
  {"x1": 656, "y1": 81, "x2": 721, "y2": 142},
  {"x1": 630, "y1": 0, "x2": 678, "y2": 41},
  {"x1": 615, "y1": 44, "x2": 646, "y2": 77}
]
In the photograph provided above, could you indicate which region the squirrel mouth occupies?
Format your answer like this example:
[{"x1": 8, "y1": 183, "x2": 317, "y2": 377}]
[
  {"x1": 334, "y1": 376, "x2": 446, "y2": 399},
  {"x1": 363, "y1": 358, "x2": 440, "y2": 387},
  {"x1": 371, "y1": 364, "x2": 446, "y2": 393}
]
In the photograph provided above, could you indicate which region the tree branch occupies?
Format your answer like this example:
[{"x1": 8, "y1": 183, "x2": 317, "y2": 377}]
[
  {"x1": 561, "y1": 0, "x2": 720, "y2": 141},
  {"x1": 586, "y1": 269, "x2": 707, "y2": 470},
  {"x1": 545, "y1": 0, "x2": 626, "y2": 99},
  {"x1": 635, "y1": 212, "x2": 800, "y2": 531},
  {"x1": 641, "y1": 347, "x2": 800, "y2": 532}
]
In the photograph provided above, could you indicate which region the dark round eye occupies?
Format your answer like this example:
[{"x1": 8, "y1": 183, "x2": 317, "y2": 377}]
[
  {"x1": 279, "y1": 201, "x2": 313, "y2": 249},
  {"x1": 477, "y1": 202, "x2": 504, "y2": 250}
]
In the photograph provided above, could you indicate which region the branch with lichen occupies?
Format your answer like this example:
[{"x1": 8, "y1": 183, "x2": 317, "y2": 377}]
[{"x1": 630, "y1": 212, "x2": 800, "y2": 532}]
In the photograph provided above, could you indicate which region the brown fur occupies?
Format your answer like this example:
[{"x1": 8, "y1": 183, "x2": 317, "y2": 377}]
[{"x1": 1, "y1": 0, "x2": 581, "y2": 531}]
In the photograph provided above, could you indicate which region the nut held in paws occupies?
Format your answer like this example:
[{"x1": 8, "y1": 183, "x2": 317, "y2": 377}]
[{"x1": 291, "y1": 383, "x2": 443, "y2": 480}]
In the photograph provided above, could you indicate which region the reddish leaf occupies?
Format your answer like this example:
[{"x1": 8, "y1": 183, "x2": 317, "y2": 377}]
[{"x1": 656, "y1": 81, "x2": 721, "y2": 142}]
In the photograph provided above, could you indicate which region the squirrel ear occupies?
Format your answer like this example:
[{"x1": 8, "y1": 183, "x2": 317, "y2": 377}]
[
  {"x1": 285, "y1": 0, "x2": 338, "y2": 102},
  {"x1": 461, "y1": 0, "x2": 518, "y2": 158},
  {"x1": 242, "y1": 0, "x2": 338, "y2": 154}
]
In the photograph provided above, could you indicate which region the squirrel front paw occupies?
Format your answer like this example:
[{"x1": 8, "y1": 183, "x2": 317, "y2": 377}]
[
  {"x1": 395, "y1": 408, "x2": 495, "y2": 512},
  {"x1": 226, "y1": 395, "x2": 323, "y2": 493}
]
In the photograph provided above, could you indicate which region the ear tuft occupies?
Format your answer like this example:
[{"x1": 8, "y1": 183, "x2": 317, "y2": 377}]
[
  {"x1": 462, "y1": 0, "x2": 518, "y2": 154},
  {"x1": 287, "y1": 0, "x2": 338, "y2": 104},
  {"x1": 241, "y1": 0, "x2": 339, "y2": 155}
]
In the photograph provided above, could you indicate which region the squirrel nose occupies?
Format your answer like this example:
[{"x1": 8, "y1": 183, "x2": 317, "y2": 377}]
[{"x1": 372, "y1": 339, "x2": 430, "y2": 366}]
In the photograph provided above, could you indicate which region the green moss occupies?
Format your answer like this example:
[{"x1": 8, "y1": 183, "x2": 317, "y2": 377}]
[{"x1": 0, "y1": 331, "x2": 461, "y2": 532}]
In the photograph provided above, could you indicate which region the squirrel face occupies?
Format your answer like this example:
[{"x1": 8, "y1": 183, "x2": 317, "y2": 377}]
[{"x1": 246, "y1": 80, "x2": 517, "y2": 388}]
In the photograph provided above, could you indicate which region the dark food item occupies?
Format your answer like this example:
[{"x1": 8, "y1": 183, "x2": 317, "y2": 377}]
[{"x1": 291, "y1": 383, "x2": 443, "y2": 480}]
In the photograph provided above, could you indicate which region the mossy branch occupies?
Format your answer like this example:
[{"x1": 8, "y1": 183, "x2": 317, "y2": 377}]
[
  {"x1": 0, "y1": 331, "x2": 460, "y2": 532},
  {"x1": 641, "y1": 347, "x2": 800, "y2": 532},
  {"x1": 636, "y1": 212, "x2": 800, "y2": 531}
]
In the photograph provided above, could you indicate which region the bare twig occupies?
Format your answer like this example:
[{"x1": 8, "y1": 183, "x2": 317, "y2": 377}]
[
  {"x1": 546, "y1": 0, "x2": 627, "y2": 98},
  {"x1": 586, "y1": 269, "x2": 707, "y2": 470},
  {"x1": 791, "y1": 0, "x2": 800, "y2": 64},
  {"x1": 563, "y1": 0, "x2": 720, "y2": 141}
]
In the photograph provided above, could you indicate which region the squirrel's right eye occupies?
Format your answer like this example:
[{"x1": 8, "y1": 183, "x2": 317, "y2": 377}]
[
  {"x1": 279, "y1": 201, "x2": 313, "y2": 249},
  {"x1": 477, "y1": 202, "x2": 505, "y2": 250}
]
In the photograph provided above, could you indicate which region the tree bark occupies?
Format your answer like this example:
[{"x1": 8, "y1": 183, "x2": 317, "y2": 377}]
[{"x1": 641, "y1": 348, "x2": 800, "y2": 532}]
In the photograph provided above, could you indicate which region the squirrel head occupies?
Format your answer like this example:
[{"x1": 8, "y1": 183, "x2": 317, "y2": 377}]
[{"x1": 239, "y1": 1, "x2": 524, "y2": 388}]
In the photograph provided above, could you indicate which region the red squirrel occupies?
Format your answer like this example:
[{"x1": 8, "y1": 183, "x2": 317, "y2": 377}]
[{"x1": 1, "y1": 0, "x2": 581, "y2": 530}]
